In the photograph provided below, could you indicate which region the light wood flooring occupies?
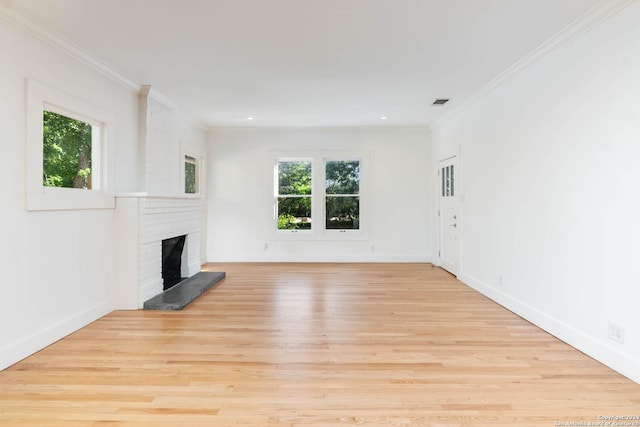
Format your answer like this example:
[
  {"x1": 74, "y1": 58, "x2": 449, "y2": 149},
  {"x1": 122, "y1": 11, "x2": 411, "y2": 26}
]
[{"x1": 1, "y1": 263, "x2": 639, "y2": 426}]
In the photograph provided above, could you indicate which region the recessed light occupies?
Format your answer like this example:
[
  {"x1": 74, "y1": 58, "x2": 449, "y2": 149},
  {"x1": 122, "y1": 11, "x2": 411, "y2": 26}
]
[
  {"x1": 247, "y1": 117, "x2": 254, "y2": 120},
  {"x1": 380, "y1": 116, "x2": 388, "y2": 120},
  {"x1": 432, "y1": 98, "x2": 450, "y2": 106}
]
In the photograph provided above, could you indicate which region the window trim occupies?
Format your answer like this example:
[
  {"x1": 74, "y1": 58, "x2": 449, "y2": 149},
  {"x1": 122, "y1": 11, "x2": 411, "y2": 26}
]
[
  {"x1": 26, "y1": 79, "x2": 115, "y2": 211},
  {"x1": 268, "y1": 151, "x2": 369, "y2": 241},
  {"x1": 275, "y1": 157, "x2": 314, "y2": 235},
  {"x1": 180, "y1": 142, "x2": 206, "y2": 197},
  {"x1": 323, "y1": 157, "x2": 361, "y2": 235},
  {"x1": 184, "y1": 155, "x2": 199, "y2": 194}
]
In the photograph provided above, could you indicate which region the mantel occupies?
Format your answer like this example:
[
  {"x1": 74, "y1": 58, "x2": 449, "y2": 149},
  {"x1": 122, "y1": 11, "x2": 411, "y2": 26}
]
[{"x1": 116, "y1": 192, "x2": 203, "y2": 200}]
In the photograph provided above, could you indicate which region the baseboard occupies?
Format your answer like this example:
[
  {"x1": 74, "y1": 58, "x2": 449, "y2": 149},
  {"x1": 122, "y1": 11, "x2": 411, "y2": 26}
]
[
  {"x1": 0, "y1": 300, "x2": 112, "y2": 371},
  {"x1": 458, "y1": 272, "x2": 640, "y2": 384},
  {"x1": 207, "y1": 254, "x2": 432, "y2": 263}
]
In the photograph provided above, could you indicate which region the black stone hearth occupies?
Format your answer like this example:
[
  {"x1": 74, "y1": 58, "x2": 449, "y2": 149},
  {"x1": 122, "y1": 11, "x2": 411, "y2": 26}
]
[
  {"x1": 162, "y1": 235, "x2": 186, "y2": 290},
  {"x1": 143, "y1": 271, "x2": 226, "y2": 310}
]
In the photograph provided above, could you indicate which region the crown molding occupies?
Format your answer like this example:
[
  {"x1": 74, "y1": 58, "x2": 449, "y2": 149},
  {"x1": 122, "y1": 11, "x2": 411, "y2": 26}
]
[
  {"x1": 0, "y1": 0, "x2": 210, "y2": 131},
  {"x1": 139, "y1": 84, "x2": 178, "y2": 110},
  {"x1": 140, "y1": 85, "x2": 209, "y2": 132},
  {"x1": 431, "y1": 0, "x2": 636, "y2": 129},
  {"x1": 0, "y1": 0, "x2": 139, "y2": 92}
]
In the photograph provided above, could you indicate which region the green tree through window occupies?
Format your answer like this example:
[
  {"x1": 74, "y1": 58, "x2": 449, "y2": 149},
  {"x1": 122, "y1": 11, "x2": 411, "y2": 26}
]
[
  {"x1": 42, "y1": 110, "x2": 92, "y2": 189},
  {"x1": 277, "y1": 160, "x2": 312, "y2": 230},
  {"x1": 185, "y1": 156, "x2": 198, "y2": 193},
  {"x1": 325, "y1": 160, "x2": 360, "y2": 229}
]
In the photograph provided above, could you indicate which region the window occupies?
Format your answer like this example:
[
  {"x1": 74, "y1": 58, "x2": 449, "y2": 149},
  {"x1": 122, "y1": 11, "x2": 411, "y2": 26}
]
[
  {"x1": 185, "y1": 155, "x2": 198, "y2": 194},
  {"x1": 325, "y1": 160, "x2": 360, "y2": 230},
  {"x1": 276, "y1": 160, "x2": 312, "y2": 231},
  {"x1": 441, "y1": 164, "x2": 454, "y2": 197},
  {"x1": 26, "y1": 79, "x2": 114, "y2": 211},
  {"x1": 42, "y1": 110, "x2": 98, "y2": 190},
  {"x1": 180, "y1": 143, "x2": 205, "y2": 197},
  {"x1": 270, "y1": 151, "x2": 368, "y2": 239}
]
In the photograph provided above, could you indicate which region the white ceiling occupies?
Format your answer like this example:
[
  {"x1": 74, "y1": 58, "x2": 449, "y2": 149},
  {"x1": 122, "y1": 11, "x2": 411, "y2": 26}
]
[{"x1": 8, "y1": 0, "x2": 605, "y2": 128}]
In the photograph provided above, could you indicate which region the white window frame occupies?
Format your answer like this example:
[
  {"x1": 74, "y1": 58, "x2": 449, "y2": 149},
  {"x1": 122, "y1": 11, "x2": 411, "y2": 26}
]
[
  {"x1": 184, "y1": 155, "x2": 199, "y2": 194},
  {"x1": 268, "y1": 151, "x2": 369, "y2": 241},
  {"x1": 274, "y1": 156, "x2": 314, "y2": 235},
  {"x1": 323, "y1": 157, "x2": 362, "y2": 236},
  {"x1": 180, "y1": 142, "x2": 206, "y2": 197},
  {"x1": 25, "y1": 79, "x2": 115, "y2": 211}
]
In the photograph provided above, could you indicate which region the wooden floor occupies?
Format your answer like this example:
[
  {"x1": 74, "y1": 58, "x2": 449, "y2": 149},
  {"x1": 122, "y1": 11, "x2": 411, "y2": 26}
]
[{"x1": 1, "y1": 263, "x2": 639, "y2": 426}]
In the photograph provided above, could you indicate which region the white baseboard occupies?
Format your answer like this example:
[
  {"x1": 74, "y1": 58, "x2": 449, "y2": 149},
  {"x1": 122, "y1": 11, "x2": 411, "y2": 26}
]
[
  {"x1": 207, "y1": 254, "x2": 432, "y2": 263},
  {"x1": 0, "y1": 300, "x2": 112, "y2": 371},
  {"x1": 458, "y1": 272, "x2": 640, "y2": 385}
]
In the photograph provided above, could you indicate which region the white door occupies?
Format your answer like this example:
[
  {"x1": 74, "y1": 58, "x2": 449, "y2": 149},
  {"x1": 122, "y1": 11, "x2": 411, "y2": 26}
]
[{"x1": 438, "y1": 157, "x2": 459, "y2": 275}]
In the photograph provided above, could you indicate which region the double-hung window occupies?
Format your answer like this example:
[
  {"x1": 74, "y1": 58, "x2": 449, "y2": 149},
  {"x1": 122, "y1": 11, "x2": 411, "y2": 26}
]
[
  {"x1": 325, "y1": 159, "x2": 360, "y2": 231},
  {"x1": 276, "y1": 159, "x2": 312, "y2": 231},
  {"x1": 271, "y1": 152, "x2": 367, "y2": 239}
]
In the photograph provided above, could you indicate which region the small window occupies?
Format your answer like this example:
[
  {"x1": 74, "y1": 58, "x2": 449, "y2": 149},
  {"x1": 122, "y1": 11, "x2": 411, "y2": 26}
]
[
  {"x1": 42, "y1": 110, "x2": 97, "y2": 190},
  {"x1": 26, "y1": 79, "x2": 114, "y2": 211},
  {"x1": 441, "y1": 165, "x2": 454, "y2": 197},
  {"x1": 184, "y1": 155, "x2": 198, "y2": 194},
  {"x1": 180, "y1": 143, "x2": 205, "y2": 196},
  {"x1": 325, "y1": 160, "x2": 360, "y2": 230},
  {"x1": 276, "y1": 160, "x2": 312, "y2": 231}
]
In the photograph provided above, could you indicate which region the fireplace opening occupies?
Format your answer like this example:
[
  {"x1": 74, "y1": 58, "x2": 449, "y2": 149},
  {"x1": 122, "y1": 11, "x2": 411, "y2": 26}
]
[{"x1": 162, "y1": 235, "x2": 186, "y2": 290}]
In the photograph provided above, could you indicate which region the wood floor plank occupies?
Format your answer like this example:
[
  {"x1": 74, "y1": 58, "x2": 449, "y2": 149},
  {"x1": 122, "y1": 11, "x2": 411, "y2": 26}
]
[{"x1": 1, "y1": 263, "x2": 639, "y2": 426}]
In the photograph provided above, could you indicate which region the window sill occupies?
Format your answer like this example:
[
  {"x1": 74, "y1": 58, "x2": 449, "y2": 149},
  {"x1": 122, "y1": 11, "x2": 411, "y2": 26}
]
[
  {"x1": 271, "y1": 228, "x2": 369, "y2": 241},
  {"x1": 27, "y1": 188, "x2": 115, "y2": 211}
]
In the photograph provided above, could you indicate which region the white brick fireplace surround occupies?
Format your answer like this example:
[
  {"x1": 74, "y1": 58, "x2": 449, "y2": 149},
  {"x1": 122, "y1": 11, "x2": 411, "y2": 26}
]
[{"x1": 115, "y1": 194, "x2": 202, "y2": 309}]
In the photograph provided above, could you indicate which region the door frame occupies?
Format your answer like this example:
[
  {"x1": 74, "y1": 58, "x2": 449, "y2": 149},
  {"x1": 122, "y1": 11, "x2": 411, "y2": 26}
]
[{"x1": 437, "y1": 155, "x2": 460, "y2": 275}]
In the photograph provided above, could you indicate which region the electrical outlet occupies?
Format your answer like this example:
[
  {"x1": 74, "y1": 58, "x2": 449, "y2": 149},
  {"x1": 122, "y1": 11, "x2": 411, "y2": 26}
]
[
  {"x1": 498, "y1": 275, "x2": 504, "y2": 287},
  {"x1": 607, "y1": 321, "x2": 625, "y2": 344}
]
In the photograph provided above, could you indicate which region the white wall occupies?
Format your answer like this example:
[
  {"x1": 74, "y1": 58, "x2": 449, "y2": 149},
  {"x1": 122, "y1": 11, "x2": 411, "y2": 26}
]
[
  {"x1": 432, "y1": 1, "x2": 640, "y2": 383},
  {"x1": 0, "y1": 12, "x2": 209, "y2": 369},
  {"x1": 207, "y1": 127, "x2": 432, "y2": 262},
  {"x1": 0, "y1": 17, "x2": 138, "y2": 369},
  {"x1": 141, "y1": 95, "x2": 208, "y2": 196}
]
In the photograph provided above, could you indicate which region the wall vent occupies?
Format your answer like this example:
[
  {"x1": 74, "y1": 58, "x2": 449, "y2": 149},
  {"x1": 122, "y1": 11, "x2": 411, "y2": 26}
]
[{"x1": 432, "y1": 98, "x2": 450, "y2": 106}]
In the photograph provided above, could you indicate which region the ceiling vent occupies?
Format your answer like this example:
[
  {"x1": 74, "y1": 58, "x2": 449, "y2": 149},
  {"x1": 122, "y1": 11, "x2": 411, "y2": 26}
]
[{"x1": 432, "y1": 98, "x2": 450, "y2": 106}]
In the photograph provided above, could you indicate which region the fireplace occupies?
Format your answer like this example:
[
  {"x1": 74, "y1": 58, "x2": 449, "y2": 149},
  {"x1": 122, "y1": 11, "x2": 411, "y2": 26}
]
[
  {"x1": 162, "y1": 235, "x2": 186, "y2": 290},
  {"x1": 114, "y1": 194, "x2": 203, "y2": 308}
]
